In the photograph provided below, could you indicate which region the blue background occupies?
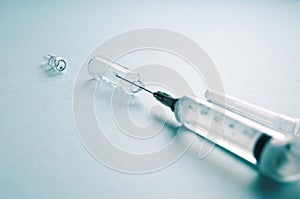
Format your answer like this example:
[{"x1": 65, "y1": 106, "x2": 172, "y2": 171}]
[{"x1": 1, "y1": 0, "x2": 300, "y2": 198}]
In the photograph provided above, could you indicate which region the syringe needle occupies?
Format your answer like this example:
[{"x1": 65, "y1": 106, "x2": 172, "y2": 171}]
[
  {"x1": 115, "y1": 74, "x2": 154, "y2": 94},
  {"x1": 115, "y1": 74, "x2": 178, "y2": 111}
]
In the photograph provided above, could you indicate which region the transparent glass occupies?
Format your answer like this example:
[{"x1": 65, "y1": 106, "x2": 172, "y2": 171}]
[{"x1": 88, "y1": 56, "x2": 144, "y2": 94}]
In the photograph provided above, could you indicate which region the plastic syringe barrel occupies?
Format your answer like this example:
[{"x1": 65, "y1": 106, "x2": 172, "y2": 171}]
[
  {"x1": 173, "y1": 95, "x2": 300, "y2": 182},
  {"x1": 204, "y1": 90, "x2": 300, "y2": 136}
]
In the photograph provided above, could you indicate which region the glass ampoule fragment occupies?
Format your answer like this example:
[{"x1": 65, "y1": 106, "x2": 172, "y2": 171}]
[{"x1": 88, "y1": 56, "x2": 144, "y2": 95}]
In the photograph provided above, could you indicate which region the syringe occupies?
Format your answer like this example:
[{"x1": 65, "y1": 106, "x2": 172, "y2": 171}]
[{"x1": 88, "y1": 56, "x2": 300, "y2": 182}]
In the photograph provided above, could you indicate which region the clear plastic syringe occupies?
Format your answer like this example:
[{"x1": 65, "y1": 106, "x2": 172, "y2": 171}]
[
  {"x1": 88, "y1": 56, "x2": 300, "y2": 182},
  {"x1": 204, "y1": 90, "x2": 300, "y2": 136}
]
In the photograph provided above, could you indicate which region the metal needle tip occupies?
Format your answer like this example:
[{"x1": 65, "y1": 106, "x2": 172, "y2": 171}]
[{"x1": 115, "y1": 74, "x2": 154, "y2": 94}]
